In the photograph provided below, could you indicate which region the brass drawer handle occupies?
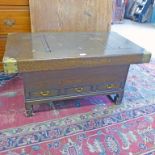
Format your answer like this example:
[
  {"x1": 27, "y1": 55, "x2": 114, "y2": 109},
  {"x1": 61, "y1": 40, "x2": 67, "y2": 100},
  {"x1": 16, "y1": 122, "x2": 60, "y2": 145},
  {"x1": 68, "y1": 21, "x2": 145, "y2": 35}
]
[
  {"x1": 106, "y1": 84, "x2": 116, "y2": 89},
  {"x1": 3, "y1": 19, "x2": 16, "y2": 27},
  {"x1": 40, "y1": 91, "x2": 50, "y2": 97},
  {"x1": 74, "y1": 87, "x2": 84, "y2": 93}
]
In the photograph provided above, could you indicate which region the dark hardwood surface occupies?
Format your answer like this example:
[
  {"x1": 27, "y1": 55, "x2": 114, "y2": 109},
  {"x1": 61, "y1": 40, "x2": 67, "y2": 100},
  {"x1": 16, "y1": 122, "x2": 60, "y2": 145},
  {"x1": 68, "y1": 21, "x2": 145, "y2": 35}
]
[
  {"x1": 2, "y1": 31, "x2": 152, "y2": 116},
  {"x1": 22, "y1": 65, "x2": 129, "y2": 98},
  {"x1": 23, "y1": 64, "x2": 129, "y2": 116},
  {"x1": 3, "y1": 32, "x2": 151, "y2": 73}
]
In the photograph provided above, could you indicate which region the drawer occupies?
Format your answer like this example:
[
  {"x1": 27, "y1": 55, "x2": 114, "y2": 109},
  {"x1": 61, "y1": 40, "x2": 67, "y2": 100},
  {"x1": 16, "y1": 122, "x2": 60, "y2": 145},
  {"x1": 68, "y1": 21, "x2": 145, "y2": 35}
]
[
  {"x1": 96, "y1": 82, "x2": 122, "y2": 91},
  {"x1": 0, "y1": 63, "x2": 3, "y2": 71},
  {"x1": 65, "y1": 85, "x2": 92, "y2": 95},
  {"x1": 0, "y1": 51, "x2": 4, "y2": 61},
  {"x1": 0, "y1": 36, "x2": 6, "y2": 71},
  {"x1": 0, "y1": 0, "x2": 29, "y2": 6},
  {"x1": 0, "y1": 36, "x2": 6, "y2": 57},
  {"x1": 29, "y1": 89, "x2": 60, "y2": 99},
  {"x1": 0, "y1": 6, "x2": 31, "y2": 35}
]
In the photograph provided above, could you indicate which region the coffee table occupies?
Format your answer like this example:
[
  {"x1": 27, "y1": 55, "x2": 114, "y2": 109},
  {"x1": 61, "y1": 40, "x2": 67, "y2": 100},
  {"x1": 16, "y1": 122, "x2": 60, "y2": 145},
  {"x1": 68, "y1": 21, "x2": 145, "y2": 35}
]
[{"x1": 3, "y1": 32, "x2": 151, "y2": 116}]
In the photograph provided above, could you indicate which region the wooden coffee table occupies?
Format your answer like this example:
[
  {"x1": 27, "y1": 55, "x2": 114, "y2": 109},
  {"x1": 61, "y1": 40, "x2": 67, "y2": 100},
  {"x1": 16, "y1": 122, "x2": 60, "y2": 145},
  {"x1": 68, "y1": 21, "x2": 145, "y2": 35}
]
[{"x1": 3, "y1": 32, "x2": 151, "y2": 116}]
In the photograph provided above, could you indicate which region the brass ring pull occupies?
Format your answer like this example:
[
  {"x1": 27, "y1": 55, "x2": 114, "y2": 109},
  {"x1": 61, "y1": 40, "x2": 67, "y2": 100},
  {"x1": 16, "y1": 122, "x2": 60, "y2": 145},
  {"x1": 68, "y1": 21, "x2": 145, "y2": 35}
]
[
  {"x1": 106, "y1": 84, "x2": 114, "y2": 89},
  {"x1": 40, "y1": 91, "x2": 50, "y2": 96},
  {"x1": 3, "y1": 19, "x2": 16, "y2": 27},
  {"x1": 74, "y1": 87, "x2": 84, "y2": 93}
]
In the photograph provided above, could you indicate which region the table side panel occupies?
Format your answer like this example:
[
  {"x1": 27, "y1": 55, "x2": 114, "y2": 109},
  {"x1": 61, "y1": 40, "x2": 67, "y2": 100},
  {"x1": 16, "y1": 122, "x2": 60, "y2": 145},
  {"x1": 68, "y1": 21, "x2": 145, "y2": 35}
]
[
  {"x1": 22, "y1": 65, "x2": 129, "y2": 100},
  {"x1": 15, "y1": 54, "x2": 149, "y2": 73}
]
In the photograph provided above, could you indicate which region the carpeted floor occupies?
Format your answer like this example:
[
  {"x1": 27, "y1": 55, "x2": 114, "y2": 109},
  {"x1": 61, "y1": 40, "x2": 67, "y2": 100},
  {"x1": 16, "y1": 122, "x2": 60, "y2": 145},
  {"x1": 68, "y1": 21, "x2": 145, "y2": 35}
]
[
  {"x1": 0, "y1": 59, "x2": 155, "y2": 155},
  {"x1": 0, "y1": 20, "x2": 155, "y2": 155},
  {"x1": 112, "y1": 20, "x2": 155, "y2": 58}
]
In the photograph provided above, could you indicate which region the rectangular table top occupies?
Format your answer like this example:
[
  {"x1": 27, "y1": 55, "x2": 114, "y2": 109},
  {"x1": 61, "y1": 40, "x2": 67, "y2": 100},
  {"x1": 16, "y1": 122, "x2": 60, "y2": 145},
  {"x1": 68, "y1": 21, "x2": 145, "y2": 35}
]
[{"x1": 3, "y1": 32, "x2": 151, "y2": 73}]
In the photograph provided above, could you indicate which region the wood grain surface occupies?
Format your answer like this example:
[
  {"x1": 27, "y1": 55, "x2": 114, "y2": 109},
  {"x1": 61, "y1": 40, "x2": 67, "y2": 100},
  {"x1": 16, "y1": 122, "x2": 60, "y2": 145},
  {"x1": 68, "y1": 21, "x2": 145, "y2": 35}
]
[
  {"x1": 0, "y1": 36, "x2": 6, "y2": 71},
  {"x1": 0, "y1": 0, "x2": 30, "y2": 71},
  {"x1": 0, "y1": 6, "x2": 31, "y2": 35},
  {"x1": 0, "y1": 0, "x2": 29, "y2": 6},
  {"x1": 29, "y1": 0, "x2": 112, "y2": 32},
  {"x1": 22, "y1": 65, "x2": 129, "y2": 99}
]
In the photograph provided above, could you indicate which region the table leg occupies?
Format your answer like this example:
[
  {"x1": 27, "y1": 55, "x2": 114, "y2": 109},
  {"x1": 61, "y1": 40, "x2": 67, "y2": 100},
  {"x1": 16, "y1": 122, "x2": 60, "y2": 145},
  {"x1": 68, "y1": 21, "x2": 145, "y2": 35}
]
[
  {"x1": 107, "y1": 91, "x2": 124, "y2": 105},
  {"x1": 114, "y1": 91, "x2": 124, "y2": 105},
  {"x1": 25, "y1": 102, "x2": 34, "y2": 117}
]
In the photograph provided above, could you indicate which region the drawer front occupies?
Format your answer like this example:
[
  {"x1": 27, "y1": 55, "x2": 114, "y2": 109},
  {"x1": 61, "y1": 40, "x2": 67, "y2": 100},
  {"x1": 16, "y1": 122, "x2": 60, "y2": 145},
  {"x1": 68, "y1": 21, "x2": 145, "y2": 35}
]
[
  {"x1": 0, "y1": 63, "x2": 3, "y2": 71},
  {"x1": 0, "y1": 36, "x2": 6, "y2": 71},
  {"x1": 0, "y1": 36, "x2": 6, "y2": 58},
  {"x1": 65, "y1": 85, "x2": 92, "y2": 95},
  {"x1": 96, "y1": 82, "x2": 122, "y2": 91},
  {"x1": 29, "y1": 89, "x2": 60, "y2": 99},
  {"x1": 0, "y1": 0, "x2": 29, "y2": 6},
  {"x1": 0, "y1": 7, "x2": 31, "y2": 35},
  {"x1": 28, "y1": 86, "x2": 92, "y2": 99},
  {"x1": 26, "y1": 82, "x2": 122, "y2": 100}
]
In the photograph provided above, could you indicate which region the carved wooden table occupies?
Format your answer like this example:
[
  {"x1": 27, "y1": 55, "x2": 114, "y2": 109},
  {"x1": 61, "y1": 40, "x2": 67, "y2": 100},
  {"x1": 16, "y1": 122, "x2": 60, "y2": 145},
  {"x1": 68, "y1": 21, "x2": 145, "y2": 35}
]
[{"x1": 3, "y1": 32, "x2": 151, "y2": 116}]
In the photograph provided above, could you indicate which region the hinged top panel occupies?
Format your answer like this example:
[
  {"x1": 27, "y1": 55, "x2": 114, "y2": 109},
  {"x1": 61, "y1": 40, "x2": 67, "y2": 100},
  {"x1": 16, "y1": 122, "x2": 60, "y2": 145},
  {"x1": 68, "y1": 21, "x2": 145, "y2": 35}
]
[{"x1": 3, "y1": 32, "x2": 151, "y2": 73}]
